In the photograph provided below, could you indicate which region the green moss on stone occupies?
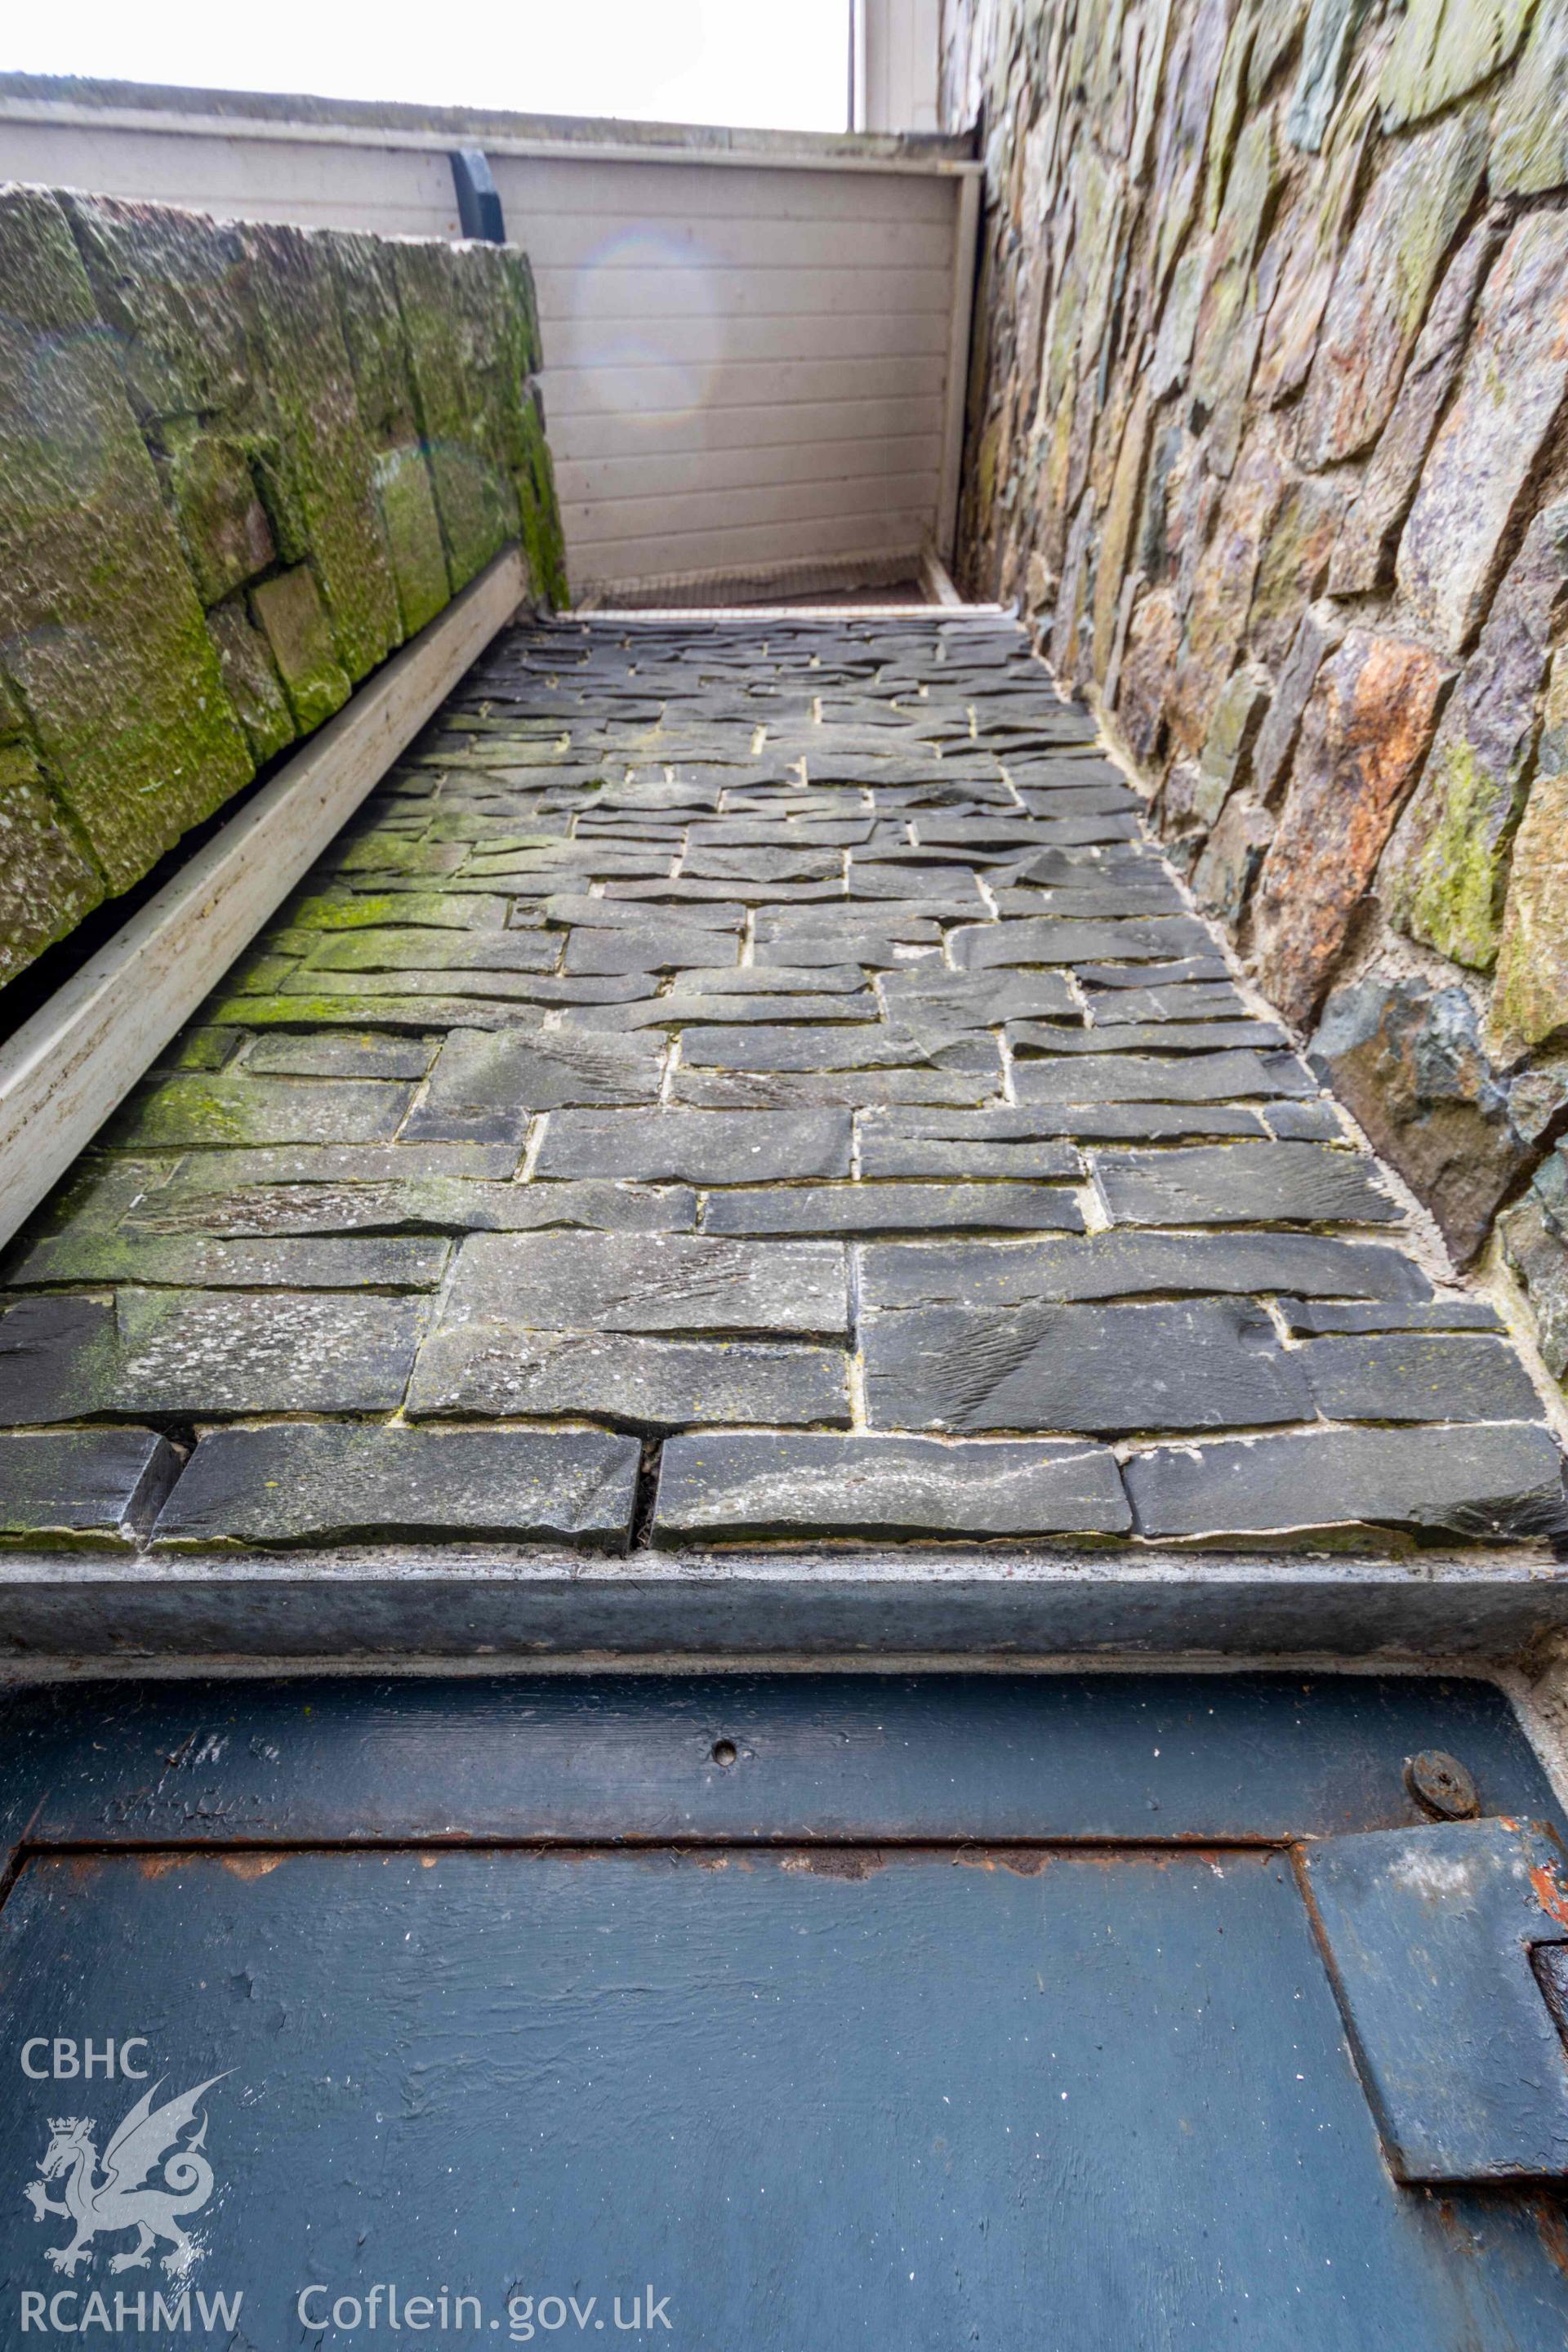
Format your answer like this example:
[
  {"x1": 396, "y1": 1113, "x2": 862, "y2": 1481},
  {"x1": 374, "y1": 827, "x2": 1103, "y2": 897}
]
[
  {"x1": 329, "y1": 230, "x2": 418, "y2": 443},
  {"x1": 170, "y1": 431, "x2": 275, "y2": 604},
  {"x1": 205, "y1": 597, "x2": 296, "y2": 764},
  {"x1": 392, "y1": 240, "x2": 514, "y2": 589},
  {"x1": 0, "y1": 187, "x2": 254, "y2": 898},
  {"x1": 242, "y1": 222, "x2": 402, "y2": 680},
  {"x1": 1488, "y1": 772, "x2": 1568, "y2": 1058},
  {"x1": 375, "y1": 443, "x2": 452, "y2": 637},
  {"x1": 1395, "y1": 742, "x2": 1512, "y2": 969},
  {"x1": 250, "y1": 567, "x2": 352, "y2": 733},
  {"x1": 0, "y1": 741, "x2": 105, "y2": 986},
  {"x1": 1382, "y1": 0, "x2": 1536, "y2": 129},
  {"x1": 0, "y1": 186, "x2": 567, "y2": 991},
  {"x1": 514, "y1": 391, "x2": 568, "y2": 610},
  {"x1": 1492, "y1": 4, "x2": 1568, "y2": 195}
]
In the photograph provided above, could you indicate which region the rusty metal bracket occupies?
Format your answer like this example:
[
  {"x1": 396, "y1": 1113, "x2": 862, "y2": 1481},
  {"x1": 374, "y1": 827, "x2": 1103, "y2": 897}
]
[{"x1": 1301, "y1": 1816, "x2": 1568, "y2": 2183}]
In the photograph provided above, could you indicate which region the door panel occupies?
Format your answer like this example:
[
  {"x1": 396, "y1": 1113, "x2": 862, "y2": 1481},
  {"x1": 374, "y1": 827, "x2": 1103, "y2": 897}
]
[
  {"x1": 0, "y1": 1672, "x2": 1556, "y2": 1848},
  {"x1": 2, "y1": 1676, "x2": 1566, "y2": 2348}
]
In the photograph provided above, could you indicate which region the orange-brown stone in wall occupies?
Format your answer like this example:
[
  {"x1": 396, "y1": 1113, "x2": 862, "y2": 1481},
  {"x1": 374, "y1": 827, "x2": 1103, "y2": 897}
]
[{"x1": 1252, "y1": 633, "x2": 1453, "y2": 1025}]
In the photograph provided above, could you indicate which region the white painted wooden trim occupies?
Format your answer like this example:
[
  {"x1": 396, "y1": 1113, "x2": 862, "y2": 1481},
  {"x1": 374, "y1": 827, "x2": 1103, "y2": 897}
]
[
  {"x1": 0, "y1": 96, "x2": 984, "y2": 176},
  {"x1": 936, "y1": 167, "x2": 982, "y2": 563},
  {"x1": 921, "y1": 549, "x2": 964, "y2": 606},
  {"x1": 567, "y1": 546, "x2": 926, "y2": 609},
  {"x1": 0, "y1": 548, "x2": 525, "y2": 1253},
  {"x1": 578, "y1": 604, "x2": 1009, "y2": 621}
]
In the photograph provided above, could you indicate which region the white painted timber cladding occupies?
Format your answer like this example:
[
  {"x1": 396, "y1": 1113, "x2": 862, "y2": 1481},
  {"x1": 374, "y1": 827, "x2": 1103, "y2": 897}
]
[{"x1": 0, "y1": 112, "x2": 971, "y2": 597}]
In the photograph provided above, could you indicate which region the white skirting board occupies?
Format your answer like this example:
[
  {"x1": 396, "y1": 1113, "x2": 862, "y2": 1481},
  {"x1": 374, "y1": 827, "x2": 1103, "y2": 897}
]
[{"x1": 0, "y1": 546, "x2": 526, "y2": 1251}]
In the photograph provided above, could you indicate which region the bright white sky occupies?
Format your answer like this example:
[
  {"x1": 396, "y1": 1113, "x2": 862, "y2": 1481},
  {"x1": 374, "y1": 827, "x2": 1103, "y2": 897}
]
[{"x1": 11, "y1": 0, "x2": 853, "y2": 131}]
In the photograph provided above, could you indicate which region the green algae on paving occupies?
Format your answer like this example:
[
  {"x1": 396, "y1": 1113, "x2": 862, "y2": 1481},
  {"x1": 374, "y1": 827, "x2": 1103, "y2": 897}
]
[{"x1": 112, "y1": 1074, "x2": 414, "y2": 1149}]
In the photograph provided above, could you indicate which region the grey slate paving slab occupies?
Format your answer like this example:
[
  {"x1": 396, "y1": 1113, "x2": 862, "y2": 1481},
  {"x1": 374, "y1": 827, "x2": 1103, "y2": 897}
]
[
  {"x1": 857, "y1": 1129, "x2": 1081, "y2": 1179},
  {"x1": 653, "y1": 1431, "x2": 1131, "y2": 1540},
  {"x1": 1013, "y1": 1052, "x2": 1314, "y2": 1103},
  {"x1": 535, "y1": 1109, "x2": 853, "y2": 1184},
  {"x1": 407, "y1": 1330, "x2": 850, "y2": 1430},
  {"x1": 0, "y1": 1428, "x2": 180, "y2": 1546},
  {"x1": 406, "y1": 1027, "x2": 663, "y2": 1143},
  {"x1": 309, "y1": 928, "x2": 561, "y2": 972},
  {"x1": 8, "y1": 612, "x2": 1561, "y2": 1560},
  {"x1": 1125, "y1": 1426, "x2": 1568, "y2": 1541},
  {"x1": 1094, "y1": 1144, "x2": 1401, "y2": 1227},
  {"x1": 1014, "y1": 1019, "x2": 1289, "y2": 1054},
  {"x1": 564, "y1": 925, "x2": 744, "y2": 973},
  {"x1": 860, "y1": 1232, "x2": 1432, "y2": 1311},
  {"x1": 862, "y1": 1298, "x2": 1311, "y2": 1434},
  {"x1": 752, "y1": 931, "x2": 939, "y2": 968},
  {"x1": 1263, "y1": 1101, "x2": 1346, "y2": 1139},
  {"x1": 1298, "y1": 1333, "x2": 1544, "y2": 1422},
  {"x1": 0, "y1": 1289, "x2": 423, "y2": 1423},
  {"x1": 284, "y1": 969, "x2": 644, "y2": 1007},
  {"x1": 879, "y1": 969, "x2": 1080, "y2": 1024},
  {"x1": 671, "y1": 1069, "x2": 994, "y2": 1109},
  {"x1": 246, "y1": 1034, "x2": 438, "y2": 1079},
  {"x1": 951, "y1": 916, "x2": 1214, "y2": 966},
  {"x1": 5, "y1": 1232, "x2": 448, "y2": 1290},
  {"x1": 109, "y1": 1176, "x2": 697, "y2": 1238},
  {"x1": 702, "y1": 1184, "x2": 1085, "y2": 1236},
  {"x1": 116, "y1": 1074, "x2": 414, "y2": 1147},
  {"x1": 679, "y1": 1023, "x2": 998, "y2": 1074},
  {"x1": 564, "y1": 991, "x2": 883, "y2": 1029},
  {"x1": 439, "y1": 1232, "x2": 849, "y2": 1339},
  {"x1": 153, "y1": 1422, "x2": 640, "y2": 1548},
  {"x1": 1278, "y1": 1298, "x2": 1505, "y2": 1334}
]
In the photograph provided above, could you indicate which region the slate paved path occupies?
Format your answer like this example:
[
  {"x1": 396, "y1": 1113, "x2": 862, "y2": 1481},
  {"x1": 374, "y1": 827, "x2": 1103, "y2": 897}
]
[{"x1": 2, "y1": 617, "x2": 1566, "y2": 1556}]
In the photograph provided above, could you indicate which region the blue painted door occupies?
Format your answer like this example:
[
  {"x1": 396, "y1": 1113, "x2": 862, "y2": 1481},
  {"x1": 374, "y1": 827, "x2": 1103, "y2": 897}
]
[{"x1": 2, "y1": 1675, "x2": 1566, "y2": 2347}]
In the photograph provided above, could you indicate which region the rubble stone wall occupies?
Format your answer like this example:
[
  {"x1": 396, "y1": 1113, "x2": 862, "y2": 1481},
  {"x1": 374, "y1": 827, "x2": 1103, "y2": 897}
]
[
  {"x1": 941, "y1": 0, "x2": 1568, "y2": 1400},
  {"x1": 0, "y1": 185, "x2": 566, "y2": 991}
]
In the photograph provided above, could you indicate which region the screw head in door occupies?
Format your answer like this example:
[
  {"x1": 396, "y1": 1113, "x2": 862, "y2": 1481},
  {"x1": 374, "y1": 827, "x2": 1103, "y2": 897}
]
[{"x1": 1405, "y1": 1749, "x2": 1481, "y2": 1820}]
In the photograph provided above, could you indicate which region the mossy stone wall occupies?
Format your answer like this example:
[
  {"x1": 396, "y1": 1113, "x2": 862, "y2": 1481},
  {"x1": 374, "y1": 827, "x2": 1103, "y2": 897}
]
[{"x1": 0, "y1": 185, "x2": 566, "y2": 991}]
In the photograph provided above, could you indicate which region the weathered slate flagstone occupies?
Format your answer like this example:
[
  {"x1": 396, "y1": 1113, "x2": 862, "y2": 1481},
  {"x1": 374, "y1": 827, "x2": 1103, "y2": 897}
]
[
  {"x1": 857, "y1": 1124, "x2": 1082, "y2": 1179},
  {"x1": 1125, "y1": 1424, "x2": 1568, "y2": 1541},
  {"x1": 438, "y1": 1232, "x2": 849, "y2": 1339},
  {"x1": 652, "y1": 1432, "x2": 1131, "y2": 1540},
  {"x1": 1298, "y1": 1331, "x2": 1543, "y2": 1423},
  {"x1": 862, "y1": 1299, "x2": 1311, "y2": 1434},
  {"x1": 152, "y1": 1423, "x2": 640, "y2": 1548},
  {"x1": 859, "y1": 1230, "x2": 1431, "y2": 1312},
  {"x1": 0, "y1": 1428, "x2": 180, "y2": 1546},
  {"x1": 0, "y1": 1288, "x2": 424, "y2": 1423},
  {"x1": 408, "y1": 1330, "x2": 850, "y2": 1431},
  {"x1": 702, "y1": 1183, "x2": 1085, "y2": 1236},
  {"x1": 1013, "y1": 1050, "x2": 1312, "y2": 1103},
  {"x1": 2, "y1": 611, "x2": 1560, "y2": 1554},
  {"x1": 5, "y1": 1231, "x2": 448, "y2": 1290},
  {"x1": 117, "y1": 1074, "x2": 415, "y2": 1148},
  {"x1": 1094, "y1": 1143, "x2": 1399, "y2": 1226},
  {"x1": 535, "y1": 1109, "x2": 853, "y2": 1185}
]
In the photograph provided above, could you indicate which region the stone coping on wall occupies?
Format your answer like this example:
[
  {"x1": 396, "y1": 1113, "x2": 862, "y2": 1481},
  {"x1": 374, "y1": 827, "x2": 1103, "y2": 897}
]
[{"x1": 0, "y1": 180, "x2": 564, "y2": 1000}]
